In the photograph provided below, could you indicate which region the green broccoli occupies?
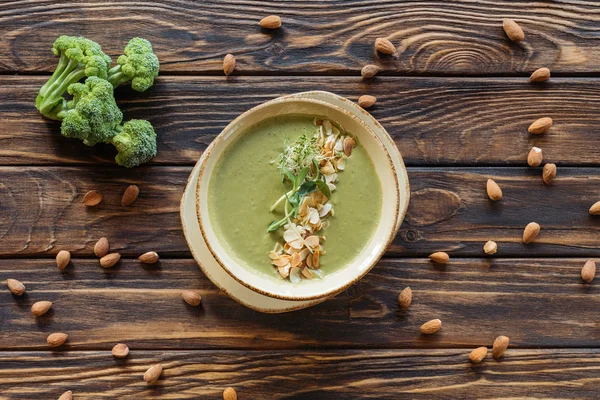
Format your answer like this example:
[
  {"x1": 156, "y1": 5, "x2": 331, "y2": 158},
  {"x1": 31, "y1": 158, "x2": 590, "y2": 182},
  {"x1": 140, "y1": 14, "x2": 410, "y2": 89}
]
[
  {"x1": 36, "y1": 36, "x2": 112, "y2": 118},
  {"x1": 111, "y1": 119, "x2": 157, "y2": 167},
  {"x1": 107, "y1": 38, "x2": 159, "y2": 92}
]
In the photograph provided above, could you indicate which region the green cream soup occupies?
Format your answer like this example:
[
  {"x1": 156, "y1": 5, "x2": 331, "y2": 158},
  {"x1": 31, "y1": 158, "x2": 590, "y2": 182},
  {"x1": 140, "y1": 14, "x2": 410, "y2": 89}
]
[{"x1": 208, "y1": 115, "x2": 382, "y2": 279}]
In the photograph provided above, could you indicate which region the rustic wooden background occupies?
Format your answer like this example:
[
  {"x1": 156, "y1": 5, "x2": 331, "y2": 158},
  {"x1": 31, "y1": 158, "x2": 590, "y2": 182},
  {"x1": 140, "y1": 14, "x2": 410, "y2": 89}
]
[{"x1": 2, "y1": 1, "x2": 600, "y2": 398}]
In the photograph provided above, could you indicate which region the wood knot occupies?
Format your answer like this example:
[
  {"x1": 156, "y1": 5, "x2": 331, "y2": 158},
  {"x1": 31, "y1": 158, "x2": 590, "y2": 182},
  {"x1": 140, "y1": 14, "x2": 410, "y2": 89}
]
[{"x1": 406, "y1": 188, "x2": 461, "y2": 226}]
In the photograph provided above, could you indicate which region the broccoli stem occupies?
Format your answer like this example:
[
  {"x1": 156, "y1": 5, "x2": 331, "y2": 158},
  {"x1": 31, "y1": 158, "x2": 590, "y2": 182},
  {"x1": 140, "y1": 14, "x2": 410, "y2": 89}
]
[
  {"x1": 107, "y1": 68, "x2": 129, "y2": 89},
  {"x1": 37, "y1": 54, "x2": 70, "y2": 103},
  {"x1": 37, "y1": 63, "x2": 87, "y2": 115}
]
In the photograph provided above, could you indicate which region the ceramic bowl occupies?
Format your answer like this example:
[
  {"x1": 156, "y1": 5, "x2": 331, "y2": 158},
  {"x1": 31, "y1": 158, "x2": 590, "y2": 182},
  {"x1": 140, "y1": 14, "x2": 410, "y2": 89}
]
[{"x1": 196, "y1": 97, "x2": 400, "y2": 301}]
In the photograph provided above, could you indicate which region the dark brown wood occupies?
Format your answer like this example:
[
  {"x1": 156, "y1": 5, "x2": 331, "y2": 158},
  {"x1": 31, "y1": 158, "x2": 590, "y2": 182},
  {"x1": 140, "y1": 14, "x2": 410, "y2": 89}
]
[
  {"x1": 1, "y1": 166, "x2": 600, "y2": 257},
  {"x1": 1, "y1": 349, "x2": 599, "y2": 398},
  {"x1": 3, "y1": 76, "x2": 600, "y2": 166},
  {"x1": 2, "y1": 1, "x2": 600, "y2": 75},
  {"x1": 1, "y1": 258, "x2": 598, "y2": 350}
]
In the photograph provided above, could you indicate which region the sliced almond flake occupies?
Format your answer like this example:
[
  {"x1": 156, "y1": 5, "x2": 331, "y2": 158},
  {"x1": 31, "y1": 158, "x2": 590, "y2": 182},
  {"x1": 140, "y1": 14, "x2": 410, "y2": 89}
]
[
  {"x1": 336, "y1": 158, "x2": 346, "y2": 171},
  {"x1": 319, "y1": 203, "x2": 332, "y2": 217},
  {"x1": 268, "y1": 251, "x2": 280, "y2": 260},
  {"x1": 303, "y1": 196, "x2": 317, "y2": 208},
  {"x1": 313, "y1": 251, "x2": 321, "y2": 269},
  {"x1": 323, "y1": 120, "x2": 333, "y2": 136},
  {"x1": 325, "y1": 135, "x2": 336, "y2": 149},
  {"x1": 283, "y1": 229, "x2": 301, "y2": 243},
  {"x1": 312, "y1": 268, "x2": 324, "y2": 279},
  {"x1": 305, "y1": 235, "x2": 320, "y2": 248},
  {"x1": 272, "y1": 255, "x2": 291, "y2": 267},
  {"x1": 290, "y1": 252, "x2": 301, "y2": 268},
  {"x1": 327, "y1": 182, "x2": 336, "y2": 192},
  {"x1": 289, "y1": 238, "x2": 304, "y2": 250},
  {"x1": 289, "y1": 267, "x2": 302, "y2": 283},
  {"x1": 278, "y1": 264, "x2": 291, "y2": 278},
  {"x1": 332, "y1": 125, "x2": 340, "y2": 136},
  {"x1": 299, "y1": 248, "x2": 310, "y2": 261},
  {"x1": 320, "y1": 160, "x2": 335, "y2": 175},
  {"x1": 325, "y1": 173, "x2": 338, "y2": 183},
  {"x1": 308, "y1": 208, "x2": 320, "y2": 224},
  {"x1": 302, "y1": 267, "x2": 314, "y2": 279},
  {"x1": 334, "y1": 137, "x2": 344, "y2": 152},
  {"x1": 311, "y1": 220, "x2": 323, "y2": 233}
]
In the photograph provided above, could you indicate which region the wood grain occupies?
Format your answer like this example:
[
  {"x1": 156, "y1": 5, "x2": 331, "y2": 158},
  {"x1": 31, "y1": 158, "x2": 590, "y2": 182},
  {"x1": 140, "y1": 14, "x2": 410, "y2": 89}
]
[
  {"x1": 1, "y1": 349, "x2": 600, "y2": 399},
  {"x1": 2, "y1": 1, "x2": 600, "y2": 75},
  {"x1": 3, "y1": 76, "x2": 600, "y2": 166},
  {"x1": 1, "y1": 258, "x2": 598, "y2": 350},
  {"x1": 2, "y1": 166, "x2": 600, "y2": 257}
]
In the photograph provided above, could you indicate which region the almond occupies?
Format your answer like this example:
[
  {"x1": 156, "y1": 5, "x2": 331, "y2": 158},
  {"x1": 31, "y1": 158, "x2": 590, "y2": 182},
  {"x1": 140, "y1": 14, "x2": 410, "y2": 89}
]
[
  {"x1": 374, "y1": 38, "x2": 396, "y2": 55},
  {"x1": 83, "y1": 190, "x2": 102, "y2": 206},
  {"x1": 47, "y1": 332, "x2": 68, "y2": 348},
  {"x1": 31, "y1": 301, "x2": 52, "y2": 316},
  {"x1": 94, "y1": 237, "x2": 109, "y2": 258},
  {"x1": 121, "y1": 185, "x2": 139, "y2": 206},
  {"x1": 469, "y1": 346, "x2": 488, "y2": 363},
  {"x1": 581, "y1": 259, "x2": 596, "y2": 283},
  {"x1": 56, "y1": 250, "x2": 71, "y2": 270},
  {"x1": 527, "y1": 147, "x2": 543, "y2": 167},
  {"x1": 100, "y1": 253, "x2": 121, "y2": 268},
  {"x1": 419, "y1": 319, "x2": 442, "y2": 335},
  {"x1": 530, "y1": 67, "x2": 550, "y2": 83},
  {"x1": 143, "y1": 364, "x2": 163, "y2": 384},
  {"x1": 7, "y1": 278, "x2": 25, "y2": 296},
  {"x1": 343, "y1": 137, "x2": 355, "y2": 157},
  {"x1": 589, "y1": 201, "x2": 600, "y2": 215},
  {"x1": 398, "y1": 287, "x2": 412, "y2": 309},
  {"x1": 523, "y1": 222, "x2": 540, "y2": 243},
  {"x1": 486, "y1": 179, "x2": 502, "y2": 201},
  {"x1": 502, "y1": 19, "x2": 524, "y2": 43},
  {"x1": 223, "y1": 387, "x2": 237, "y2": 400},
  {"x1": 259, "y1": 15, "x2": 281, "y2": 29},
  {"x1": 492, "y1": 335, "x2": 509, "y2": 359},
  {"x1": 58, "y1": 391, "x2": 73, "y2": 400},
  {"x1": 112, "y1": 343, "x2": 130, "y2": 358},
  {"x1": 542, "y1": 163, "x2": 557, "y2": 184},
  {"x1": 139, "y1": 251, "x2": 159, "y2": 264},
  {"x1": 361, "y1": 64, "x2": 381, "y2": 79},
  {"x1": 429, "y1": 252, "x2": 449, "y2": 264},
  {"x1": 358, "y1": 95, "x2": 377, "y2": 108},
  {"x1": 483, "y1": 240, "x2": 497, "y2": 255},
  {"x1": 182, "y1": 290, "x2": 201, "y2": 306},
  {"x1": 223, "y1": 54, "x2": 236, "y2": 76},
  {"x1": 528, "y1": 117, "x2": 553, "y2": 135}
]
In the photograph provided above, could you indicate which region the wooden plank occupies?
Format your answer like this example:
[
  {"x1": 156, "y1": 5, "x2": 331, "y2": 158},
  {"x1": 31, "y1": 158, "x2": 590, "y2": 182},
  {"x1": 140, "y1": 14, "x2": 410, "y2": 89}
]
[
  {"x1": 1, "y1": 258, "x2": 598, "y2": 350},
  {"x1": 3, "y1": 76, "x2": 600, "y2": 166},
  {"x1": 1, "y1": 166, "x2": 600, "y2": 257},
  {"x1": 2, "y1": 1, "x2": 600, "y2": 75},
  {"x1": 1, "y1": 349, "x2": 599, "y2": 399}
]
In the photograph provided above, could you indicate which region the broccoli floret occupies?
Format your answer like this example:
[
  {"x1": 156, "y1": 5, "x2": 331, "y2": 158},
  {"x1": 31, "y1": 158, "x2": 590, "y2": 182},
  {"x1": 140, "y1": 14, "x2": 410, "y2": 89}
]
[
  {"x1": 111, "y1": 119, "x2": 157, "y2": 167},
  {"x1": 56, "y1": 77, "x2": 123, "y2": 146},
  {"x1": 107, "y1": 38, "x2": 159, "y2": 92},
  {"x1": 36, "y1": 36, "x2": 112, "y2": 119}
]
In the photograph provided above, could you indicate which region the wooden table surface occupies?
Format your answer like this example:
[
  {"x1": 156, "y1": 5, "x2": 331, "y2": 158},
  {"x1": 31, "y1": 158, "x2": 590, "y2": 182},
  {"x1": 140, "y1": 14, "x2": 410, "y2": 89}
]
[{"x1": 2, "y1": 1, "x2": 600, "y2": 398}]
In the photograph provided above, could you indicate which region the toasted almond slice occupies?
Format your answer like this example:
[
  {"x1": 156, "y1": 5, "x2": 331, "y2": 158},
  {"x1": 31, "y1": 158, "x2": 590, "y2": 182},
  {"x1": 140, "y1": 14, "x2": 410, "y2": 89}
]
[
  {"x1": 312, "y1": 251, "x2": 320, "y2": 269},
  {"x1": 268, "y1": 251, "x2": 280, "y2": 260},
  {"x1": 320, "y1": 161, "x2": 335, "y2": 175},
  {"x1": 278, "y1": 264, "x2": 291, "y2": 278},
  {"x1": 336, "y1": 158, "x2": 346, "y2": 171},
  {"x1": 283, "y1": 229, "x2": 300, "y2": 243},
  {"x1": 334, "y1": 138, "x2": 344, "y2": 152},
  {"x1": 322, "y1": 120, "x2": 333, "y2": 136},
  {"x1": 308, "y1": 208, "x2": 320, "y2": 224},
  {"x1": 283, "y1": 242, "x2": 293, "y2": 254},
  {"x1": 305, "y1": 235, "x2": 320, "y2": 248},
  {"x1": 319, "y1": 203, "x2": 332, "y2": 217},
  {"x1": 306, "y1": 253, "x2": 314, "y2": 268},
  {"x1": 302, "y1": 267, "x2": 314, "y2": 279},
  {"x1": 290, "y1": 267, "x2": 302, "y2": 283},
  {"x1": 298, "y1": 248, "x2": 310, "y2": 261},
  {"x1": 298, "y1": 202, "x2": 309, "y2": 218},
  {"x1": 325, "y1": 173, "x2": 338, "y2": 184},
  {"x1": 272, "y1": 255, "x2": 291, "y2": 267},
  {"x1": 288, "y1": 238, "x2": 304, "y2": 250},
  {"x1": 290, "y1": 252, "x2": 301, "y2": 268}
]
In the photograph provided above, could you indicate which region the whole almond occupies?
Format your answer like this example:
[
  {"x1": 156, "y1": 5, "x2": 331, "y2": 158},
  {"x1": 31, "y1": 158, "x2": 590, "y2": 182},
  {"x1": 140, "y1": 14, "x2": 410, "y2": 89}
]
[
  {"x1": 375, "y1": 38, "x2": 396, "y2": 55},
  {"x1": 100, "y1": 253, "x2": 121, "y2": 268},
  {"x1": 223, "y1": 54, "x2": 236, "y2": 76},
  {"x1": 589, "y1": 201, "x2": 600, "y2": 215},
  {"x1": 223, "y1": 387, "x2": 237, "y2": 400},
  {"x1": 139, "y1": 251, "x2": 159, "y2": 264},
  {"x1": 486, "y1": 179, "x2": 502, "y2": 201},
  {"x1": 358, "y1": 95, "x2": 377, "y2": 108},
  {"x1": 58, "y1": 391, "x2": 73, "y2": 400},
  {"x1": 469, "y1": 346, "x2": 488, "y2": 363},
  {"x1": 182, "y1": 290, "x2": 202, "y2": 306},
  {"x1": 429, "y1": 252, "x2": 449, "y2": 264},
  {"x1": 112, "y1": 343, "x2": 130, "y2": 358},
  {"x1": 7, "y1": 278, "x2": 25, "y2": 296},
  {"x1": 502, "y1": 19, "x2": 524, "y2": 43},
  {"x1": 343, "y1": 137, "x2": 355, "y2": 157},
  {"x1": 528, "y1": 117, "x2": 553, "y2": 135},
  {"x1": 31, "y1": 301, "x2": 52, "y2": 316},
  {"x1": 523, "y1": 222, "x2": 540, "y2": 243},
  {"x1": 143, "y1": 364, "x2": 163, "y2": 384},
  {"x1": 94, "y1": 237, "x2": 109, "y2": 258},
  {"x1": 361, "y1": 64, "x2": 381, "y2": 79},
  {"x1": 542, "y1": 163, "x2": 557, "y2": 184},
  {"x1": 419, "y1": 319, "x2": 442, "y2": 335},
  {"x1": 47, "y1": 332, "x2": 68, "y2": 348},
  {"x1": 492, "y1": 335, "x2": 509, "y2": 359},
  {"x1": 83, "y1": 190, "x2": 102, "y2": 206},
  {"x1": 483, "y1": 240, "x2": 497, "y2": 255},
  {"x1": 581, "y1": 259, "x2": 596, "y2": 283},
  {"x1": 527, "y1": 147, "x2": 543, "y2": 167},
  {"x1": 56, "y1": 250, "x2": 71, "y2": 270},
  {"x1": 259, "y1": 15, "x2": 281, "y2": 29},
  {"x1": 530, "y1": 67, "x2": 550, "y2": 83},
  {"x1": 121, "y1": 185, "x2": 139, "y2": 206},
  {"x1": 398, "y1": 287, "x2": 412, "y2": 309}
]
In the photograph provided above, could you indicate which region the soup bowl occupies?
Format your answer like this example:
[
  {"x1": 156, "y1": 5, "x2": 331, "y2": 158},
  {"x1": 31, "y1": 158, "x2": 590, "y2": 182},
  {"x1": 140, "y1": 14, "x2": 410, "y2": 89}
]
[{"x1": 197, "y1": 97, "x2": 400, "y2": 301}]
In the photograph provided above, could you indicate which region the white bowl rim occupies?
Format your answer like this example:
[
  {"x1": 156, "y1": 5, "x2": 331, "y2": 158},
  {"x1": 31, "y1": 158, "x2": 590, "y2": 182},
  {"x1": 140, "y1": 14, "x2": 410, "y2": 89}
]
[{"x1": 196, "y1": 97, "x2": 400, "y2": 301}]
